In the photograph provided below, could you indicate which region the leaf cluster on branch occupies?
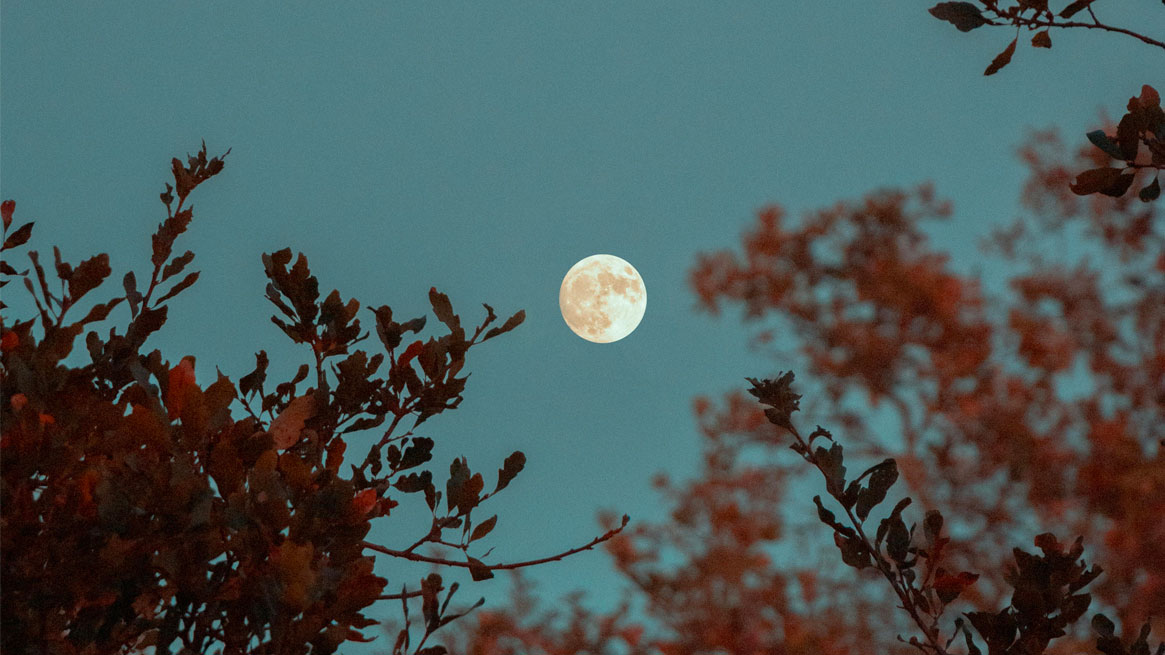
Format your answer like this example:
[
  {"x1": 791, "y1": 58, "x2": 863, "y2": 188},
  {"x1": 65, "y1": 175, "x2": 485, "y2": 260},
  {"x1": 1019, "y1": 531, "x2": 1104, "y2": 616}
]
[{"x1": 0, "y1": 145, "x2": 625, "y2": 655}]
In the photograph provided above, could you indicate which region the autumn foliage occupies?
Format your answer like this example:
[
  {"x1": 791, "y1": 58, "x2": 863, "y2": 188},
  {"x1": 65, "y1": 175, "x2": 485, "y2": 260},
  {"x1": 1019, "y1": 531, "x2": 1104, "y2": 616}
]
[
  {"x1": 443, "y1": 79, "x2": 1163, "y2": 654},
  {"x1": 0, "y1": 145, "x2": 623, "y2": 654}
]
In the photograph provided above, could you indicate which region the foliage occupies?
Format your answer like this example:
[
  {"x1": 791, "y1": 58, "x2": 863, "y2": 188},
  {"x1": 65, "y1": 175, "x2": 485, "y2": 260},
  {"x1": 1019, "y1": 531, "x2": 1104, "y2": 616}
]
[
  {"x1": 447, "y1": 84, "x2": 1162, "y2": 653},
  {"x1": 927, "y1": 1, "x2": 1165, "y2": 75},
  {"x1": 0, "y1": 145, "x2": 624, "y2": 654}
]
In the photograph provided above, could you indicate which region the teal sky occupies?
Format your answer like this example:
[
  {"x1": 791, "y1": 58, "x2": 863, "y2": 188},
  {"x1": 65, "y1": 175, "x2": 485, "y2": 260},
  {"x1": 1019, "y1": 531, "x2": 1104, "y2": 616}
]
[{"x1": 2, "y1": 2, "x2": 1157, "y2": 648}]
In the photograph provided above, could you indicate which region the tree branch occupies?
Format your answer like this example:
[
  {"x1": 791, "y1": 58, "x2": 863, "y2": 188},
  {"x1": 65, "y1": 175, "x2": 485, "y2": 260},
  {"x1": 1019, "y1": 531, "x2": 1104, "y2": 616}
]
[{"x1": 363, "y1": 515, "x2": 630, "y2": 572}]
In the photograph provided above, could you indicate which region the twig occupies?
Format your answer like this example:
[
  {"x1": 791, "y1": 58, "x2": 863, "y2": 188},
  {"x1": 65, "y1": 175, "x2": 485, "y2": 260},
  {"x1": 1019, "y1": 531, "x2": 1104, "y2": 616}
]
[{"x1": 363, "y1": 515, "x2": 630, "y2": 572}]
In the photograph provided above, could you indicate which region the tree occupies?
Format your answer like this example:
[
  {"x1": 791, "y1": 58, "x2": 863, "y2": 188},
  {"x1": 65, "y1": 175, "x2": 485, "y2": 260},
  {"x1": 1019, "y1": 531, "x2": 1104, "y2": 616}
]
[
  {"x1": 443, "y1": 87, "x2": 1163, "y2": 655},
  {"x1": 0, "y1": 144, "x2": 626, "y2": 654}
]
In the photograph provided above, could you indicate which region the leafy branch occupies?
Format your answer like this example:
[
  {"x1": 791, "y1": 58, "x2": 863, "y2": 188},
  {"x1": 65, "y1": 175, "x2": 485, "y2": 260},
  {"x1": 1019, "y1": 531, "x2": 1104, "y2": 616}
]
[
  {"x1": 929, "y1": 1, "x2": 1164, "y2": 76},
  {"x1": 746, "y1": 370, "x2": 1163, "y2": 655}
]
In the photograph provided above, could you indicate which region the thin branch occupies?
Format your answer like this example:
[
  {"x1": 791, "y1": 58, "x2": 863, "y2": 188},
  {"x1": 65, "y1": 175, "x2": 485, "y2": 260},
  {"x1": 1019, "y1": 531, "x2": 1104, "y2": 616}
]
[
  {"x1": 1032, "y1": 17, "x2": 1165, "y2": 50},
  {"x1": 363, "y1": 515, "x2": 630, "y2": 572},
  {"x1": 789, "y1": 423, "x2": 950, "y2": 655}
]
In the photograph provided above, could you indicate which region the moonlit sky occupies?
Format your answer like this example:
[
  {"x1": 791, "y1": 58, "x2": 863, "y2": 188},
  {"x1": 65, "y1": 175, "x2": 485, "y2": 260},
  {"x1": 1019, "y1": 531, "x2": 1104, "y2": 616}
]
[{"x1": 1, "y1": 2, "x2": 1157, "y2": 648}]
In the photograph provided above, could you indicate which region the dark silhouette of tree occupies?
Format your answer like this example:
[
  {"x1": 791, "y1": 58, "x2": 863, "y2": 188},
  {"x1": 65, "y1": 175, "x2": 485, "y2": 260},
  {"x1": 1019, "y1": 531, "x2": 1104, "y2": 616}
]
[
  {"x1": 444, "y1": 85, "x2": 1162, "y2": 654},
  {"x1": 0, "y1": 145, "x2": 625, "y2": 655}
]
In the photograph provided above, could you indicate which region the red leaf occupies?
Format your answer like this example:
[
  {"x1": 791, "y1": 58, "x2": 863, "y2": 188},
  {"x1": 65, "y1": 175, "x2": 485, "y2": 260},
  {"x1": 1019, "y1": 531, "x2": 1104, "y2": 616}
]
[
  {"x1": 934, "y1": 571, "x2": 980, "y2": 603},
  {"x1": 984, "y1": 38, "x2": 1017, "y2": 76},
  {"x1": 1, "y1": 200, "x2": 13, "y2": 230},
  {"x1": 270, "y1": 394, "x2": 316, "y2": 450},
  {"x1": 166, "y1": 357, "x2": 197, "y2": 420},
  {"x1": 352, "y1": 488, "x2": 378, "y2": 515},
  {"x1": 1031, "y1": 31, "x2": 1051, "y2": 48}
]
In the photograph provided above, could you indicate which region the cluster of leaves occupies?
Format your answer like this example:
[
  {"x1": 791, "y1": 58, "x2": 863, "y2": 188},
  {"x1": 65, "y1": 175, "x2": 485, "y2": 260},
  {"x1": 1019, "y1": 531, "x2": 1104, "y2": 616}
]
[
  {"x1": 928, "y1": 1, "x2": 1165, "y2": 76},
  {"x1": 748, "y1": 371, "x2": 1162, "y2": 655},
  {"x1": 0, "y1": 145, "x2": 623, "y2": 654},
  {"x1": 1070, "y1": 85, "x2": 1163, "y2": 202},
  {"x1": 446, "y1": 90, "x2": 1161, "y2": 652}
]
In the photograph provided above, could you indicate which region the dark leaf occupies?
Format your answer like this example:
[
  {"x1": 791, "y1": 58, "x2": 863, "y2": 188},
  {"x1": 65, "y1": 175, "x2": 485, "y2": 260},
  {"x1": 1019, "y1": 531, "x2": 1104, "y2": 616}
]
[
  {"x1": 470, "y1": 515, "x2": 497, "y2": 542},
  {"x1": 855, "y1": 459, "x2": 897, "y2": 522},
  {"x1": 447, "y1": 458, "x2": 470, "y2": 513},
  {"x1": 421, "y1": 573, "x2": 441, "y2": 631},
  {"x1": 78, "y1": 298, "x2": 124, "y2": 326},
  {"x1": 3, "y1": 222, "x2": 33, "y2": 250},
  {"x1": 162, "y1": 250, "x2": 195, "y2": 281},
  {"x1": 1117, "y1": 114, "x2": 1141, "y2": 160},
  {"x1": 1031, "y1": 30, "x2": 1051, "y2": 48},
  {"x1": 399, "y1": 437, "x2": 435, "y2": 471},
  {"x1": 495, "y1": 451, "x2": 526, "y2": 493},
  {"x1": 239, "y1": 350, "x2": 269, "y2": 398},
  {"x1": 1087, "y1": 130, "x2": 1126, "y2": 160},
  {"x1": 1059, "y1": 0, "x2": 1095, "y2": 18},
  {"x1": 834, "y1": 532, "x2": 872, "y2": 569},
  {"x1": 155, "y1": 271, "x2": 200, "y2": 305},
  {"x1": 394, "y1": 471, "x2": 433, "y2": 494},
  {"x1": 466, "y1": 557, "x2": 493, "y2": 581},
  {"x1": 67, "y1": 254, "x2": 111, "y2": 302},
  {"x1": 1061, "y1": 593, "x2": 1091, "y2": 624},
  {"x1": 928, "y1": 2, "x2": 990, "y2": 31},
  {"x1": 1092, "y1": 614, "x2": 1115, "y2": 638},
  {"x1": 124, "y1": 271, "x2": 142, "y2": 317},
  {"x1": 429, "y1": 287, "x2": 459, "y2": 330},
  {"x1": 482, "y1": 309, "x2": 525, "y2": 341},
  {"x1": 1, "y1": 199, "x2": 13, "y2": 230},
  {"x1": 1139, "y1": 176, "x2": 1160, "y2": 202},
  {"x1": 984, "y1": 38, "x2": 1017, "y2": 76},
  {"x1": 747, "y1": 371, "x2": 801, "y2": 430},
  {"x1": 923, "y1": 509, "x2": 944, "y2": 544},
  {"x1": 1070, "y1": 168, "x2": 1127, "y2": 196}
]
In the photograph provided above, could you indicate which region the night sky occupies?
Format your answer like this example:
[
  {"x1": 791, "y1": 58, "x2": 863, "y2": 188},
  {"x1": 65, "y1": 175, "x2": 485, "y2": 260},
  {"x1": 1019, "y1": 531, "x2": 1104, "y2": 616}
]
[{"x1": 1, "y1": 3, "x2": 1155, "y2": 649}]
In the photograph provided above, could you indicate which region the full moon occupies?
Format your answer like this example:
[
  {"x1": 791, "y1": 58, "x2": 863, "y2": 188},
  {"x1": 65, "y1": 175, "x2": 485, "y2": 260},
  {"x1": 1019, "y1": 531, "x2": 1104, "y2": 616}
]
[{"x1": 559, "y1": 254, "x2": 647, "y2": 343}]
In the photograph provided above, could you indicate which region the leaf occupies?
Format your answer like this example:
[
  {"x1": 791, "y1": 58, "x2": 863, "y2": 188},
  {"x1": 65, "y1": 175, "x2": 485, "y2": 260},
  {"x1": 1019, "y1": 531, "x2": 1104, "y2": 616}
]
[
  {"x1": 239, "y1": 350, "x2": 269, "y2": 398},
  {"x1": 466, "y1": 557, "x2": 494, "y2": 581},
  {"x1": 1091, "y1": 614, "x2": 1115, "y2": 638},
  {"x1": 1031, "y1": 30, "x2": 1051, "y2": 48},
  {"x1": 1061, "y1": 593, "x2": 1091, "y2": 623},
  {"x1": 270, "y1": 394, "x2": 316, "y2": 450},
  {"x1": 1087, "y1": 131, "x2": 1126, "y2": 160},
  {"x1": 1139, "y1": 176, "x2": 1160, "y2": 202},
  {"x1": 855, "y1": 459, "x2": 897, "y2": 522},
  {"x1": 482, "y1": 309, "x2": 525, "y2": 341},
  {"x1": 162, "y1": 250, "x2": 195, "y2": 281},
  {"x1": 78, "y1": 297, "x2": 124, "y2": 326},
  {"x1": 1059, "y1": 0, "x2": 1095, "y2": 18},
  {"x1": 1070, "y1": 168, "x2": 1127, "y2": 196},
  {"x1": 934, "y1": 571, "x2": 979, "y2": 603},
  {"x1": 67, "y1": 254, "x2": 112, "y2": 302},
  {"x1": 429, "y1": 287, "x2": 459, "y2": 330},
  {"x1": 834, "y1": 532, "x2": 872, "y2": 569},
  {"x1": 0, "y1": 199, "x2": 13, "y2": 230},
  {"x1": 399, "y1": 437, "x2": 435, "y2": 471},
  {"x1": 470, "y1": 515, "x2": 497, "y2": 542},
  {"x1": 495, "y1": 451, "x2": 526, "y2": 493},
  {"x1": 124, "y1": 271, "x2": 142, "y2": 316},
  {"x1": 155, "y1": 271, "x2": 200, "y2": 305},
  {"x1": 924, "y1": 509, "x2": 944, "y2": 544},
  {"x1": 447, "y1": 457, "x2": 470, "y2": 513},
  {"x1": 394, "y1": 471, "x2": 432, "y2": 494},
  {"x1": 984, "y1": 38, "x2": 1017, "y2": 76},
  {"x1": 928, "y1": 2, "x2": 990, "y2": 31},
  {"x1": 1117, "y1": 114, "x2": 1141, "y2": 160},
  {"x1": 2, "y1": 222, "x2": 33, "y2": 250},
  {"x1": 814, "y1": 442, "x2": 847, "y2": 497}
]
